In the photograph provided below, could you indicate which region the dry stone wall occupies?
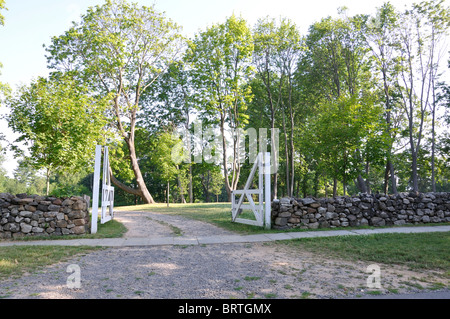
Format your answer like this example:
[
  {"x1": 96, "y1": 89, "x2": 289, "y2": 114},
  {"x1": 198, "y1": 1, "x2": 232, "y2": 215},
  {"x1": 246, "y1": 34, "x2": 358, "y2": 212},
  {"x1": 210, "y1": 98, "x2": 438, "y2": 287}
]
[
  {"x1": 0, "y1": 193, "x2": 90, "y2": 239},
  {"x1": 271, "y1": 192, "x2": 450, "y2": 230}
]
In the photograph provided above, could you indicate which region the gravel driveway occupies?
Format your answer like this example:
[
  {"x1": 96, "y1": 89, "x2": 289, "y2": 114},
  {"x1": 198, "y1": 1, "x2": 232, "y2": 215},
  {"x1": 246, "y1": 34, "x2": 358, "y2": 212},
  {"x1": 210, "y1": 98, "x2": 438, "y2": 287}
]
[{"x1": 0, "y1": 211, "x2": 448, "y2": 299}]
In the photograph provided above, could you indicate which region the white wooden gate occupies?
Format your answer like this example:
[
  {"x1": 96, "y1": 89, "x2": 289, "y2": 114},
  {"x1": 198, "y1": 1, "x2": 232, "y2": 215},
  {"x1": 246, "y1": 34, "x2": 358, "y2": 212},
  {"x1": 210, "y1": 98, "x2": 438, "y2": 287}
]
[
  {"x1": 231, "y1": 152, "x2": 271, "y2": 229},
  {"x1": 91, "y1": 145, "x2": 115, "y2": 234}
]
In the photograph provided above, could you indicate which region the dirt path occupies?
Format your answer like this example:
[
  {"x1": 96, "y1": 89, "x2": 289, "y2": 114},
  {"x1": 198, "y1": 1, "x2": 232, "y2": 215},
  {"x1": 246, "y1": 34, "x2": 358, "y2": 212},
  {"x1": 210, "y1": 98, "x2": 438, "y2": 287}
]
[
  {"x1": 114, "y1": 211, "x2": 234, "y2": 238},
  {"x1": 0, "y1": 211, "x2": 448, "y2": 299}
]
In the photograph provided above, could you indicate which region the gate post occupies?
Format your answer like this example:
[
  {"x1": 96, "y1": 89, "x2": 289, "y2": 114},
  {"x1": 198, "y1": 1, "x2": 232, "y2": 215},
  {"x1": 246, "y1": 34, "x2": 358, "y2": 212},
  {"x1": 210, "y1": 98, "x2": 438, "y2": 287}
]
[
  {"x1": 264, "y1": 152, "x2": 271, "y2": 230},
  {"x1": 90, "y1": 145, "x2": 102, "y2": 234}
]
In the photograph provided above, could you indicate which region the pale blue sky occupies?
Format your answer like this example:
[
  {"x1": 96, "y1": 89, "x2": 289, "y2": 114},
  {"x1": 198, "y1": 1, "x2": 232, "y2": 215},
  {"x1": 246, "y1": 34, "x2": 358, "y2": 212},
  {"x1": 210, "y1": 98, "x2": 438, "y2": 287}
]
[{"x1": 0, "y1": 0, "x2": 440, "y2": 176}]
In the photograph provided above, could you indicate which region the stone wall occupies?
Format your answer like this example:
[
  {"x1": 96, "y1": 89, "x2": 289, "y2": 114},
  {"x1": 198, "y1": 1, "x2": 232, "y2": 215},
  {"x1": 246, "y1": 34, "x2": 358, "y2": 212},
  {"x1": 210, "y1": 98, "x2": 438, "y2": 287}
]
[
  {"x1": 271, "y1": 192, "x2": 450, "y2": 230},
  {"x1": 0, "y1": 193, "x2": 90, "y2": 239}
]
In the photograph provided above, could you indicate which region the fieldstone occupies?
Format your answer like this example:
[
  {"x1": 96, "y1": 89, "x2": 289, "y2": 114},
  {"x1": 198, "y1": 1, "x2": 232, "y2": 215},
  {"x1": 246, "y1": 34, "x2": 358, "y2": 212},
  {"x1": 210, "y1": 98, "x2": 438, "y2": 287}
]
[
  {"x1": 319, "y1": 221, "x2": 329, "y2": 228},
  {"x1": 48, "y1": 204, "x2": 61, "y2": 211},
  {"x1": 360, "y1": 203, "x2": 370, "y2": 210},
  {"x1": 330, "y1": 220, "x2": 340, "y2": 227},
  {"x1": 62, "y1": 199, "x2": 74, "y2": 206},
  {"x1": 325, "y1": 212, "x2": 338, "y2": 220},
  {"x1": 56, "y1": 213, "x2": 65, "y2": 220},
  {"x1": 56, "y1": 220, "x2": 67, "y2": 228},
  {"x1": 308, "y1": 222, "x2": 319, "y2": 229},
  {"x1": 302, "y1": 198, "x2": 315, "y2": 205},
  {"x1": 380, "y1": 212, "x2": 389, "y2": 218},
  {"x1": 371, "y1": 217, "x2": 386, "y2": 227},
  {"x1": 19, "y1": 211, "x2": 33, "y2": 218},
  {"x1": 360, "y1": 218, "x2": 369, "y2": 226},
  {"x1": 44, "y1": 211, "x2": 58, "y2": 218},
  {"x1": 20, "y1": 223, "x2": 32, "y2": 233},
  {"x1": 72, "y1": 201, "x2": 86, "y2": 210},
  {"x1": 394, "y1": 220, "x2": 406, "y2": 226},
  {"x1": 24, "y1": 205, "x2": 37, "y2": 212},
  {"x1": 32, "y1": 226, "x2": 44, "y2": 233},
  {"x1": 68, "y1": 210, "x2": 83, "y2": 219},
  {"x1": 275, "y1": 217, "x2": 288, "y2": 226},
  {"x1": 318, "y1": 207, "x2": 327, "y2": 214},
  {"x1": 422, "y1": 215, "x2": 430, "y2": 223},
  {"x1": 72, "y1": 226, "x2": 86, "y2": 234}
]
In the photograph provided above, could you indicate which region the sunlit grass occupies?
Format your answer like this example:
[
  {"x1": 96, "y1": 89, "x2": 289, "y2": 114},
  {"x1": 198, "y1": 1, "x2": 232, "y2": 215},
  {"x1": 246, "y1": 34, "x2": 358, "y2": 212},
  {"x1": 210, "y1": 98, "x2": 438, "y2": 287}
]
[
  {"x1": 116, "y1": 202, "x2": 450, "y2": 235},
  {"x1": 116, "y1": 202, "x2": 270, "y2": 234}
]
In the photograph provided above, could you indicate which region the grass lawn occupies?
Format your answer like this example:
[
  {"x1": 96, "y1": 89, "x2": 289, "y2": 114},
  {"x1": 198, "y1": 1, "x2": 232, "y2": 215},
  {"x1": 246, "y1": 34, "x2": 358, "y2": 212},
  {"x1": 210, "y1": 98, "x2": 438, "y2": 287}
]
[
  {"x1": 0, "y1": 245, "x2": 103, "y2": 280},
  {"x1": 274, "y1": 231, "x2": 450, "y2": 275},
  {"x1": 116, "y1": 202, "x2": 450, "y2": 235},
  {"x1": 116, "y1": 202, "x2": 272, "y2": 234}
]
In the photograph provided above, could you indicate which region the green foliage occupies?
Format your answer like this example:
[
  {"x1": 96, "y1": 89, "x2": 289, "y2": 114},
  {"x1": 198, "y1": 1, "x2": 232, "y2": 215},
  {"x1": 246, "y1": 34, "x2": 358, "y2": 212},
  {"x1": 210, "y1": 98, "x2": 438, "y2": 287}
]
[
  {"x1": 186, "y1": 14, "x2": 254, "y2": 123},
  {"x1": 6, "y1": 75, "x2": 110, "y2": 175}
]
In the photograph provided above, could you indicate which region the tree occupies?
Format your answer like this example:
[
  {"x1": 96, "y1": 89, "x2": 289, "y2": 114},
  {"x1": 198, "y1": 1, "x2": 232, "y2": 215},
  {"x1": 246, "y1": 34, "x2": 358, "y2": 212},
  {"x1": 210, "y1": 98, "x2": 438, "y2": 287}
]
[
  {"x1": 252, "y1": 17, "x2": 302, "y2": 198},
  {"x1": 185, "y1": 14, "x2": 254, "y2": 201},
  {"x1": 140, "y1": 61, "x2": 195, "y2": 203},
  {"x1": 394, "y1": 0, "x2": 450, "y2": 192},
  {"x1": 296, "y1": 11, "x2": 376, "y2": 195},
  {"x1": 363, "y1": 2, "x2": 402, "y2": 194},
  {"x1": 6, "y1": 75, "x2": 110, "y2": 195},
  {"x1": 152, "y1": 131, "x2": 182, "y2": 207},
  {"x1": 45, "y1": 0, "x2": 184, "y2": 203}
]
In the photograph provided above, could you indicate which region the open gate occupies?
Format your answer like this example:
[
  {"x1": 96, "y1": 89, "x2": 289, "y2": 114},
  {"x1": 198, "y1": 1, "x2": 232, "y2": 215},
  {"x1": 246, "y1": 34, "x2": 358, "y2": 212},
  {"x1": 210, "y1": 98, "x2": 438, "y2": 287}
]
[
  {"x1": 91, "y1": 145, "x2": 115, "y2": 234},
  {"x1": 231, "y1": 152, "x2": 271, "y2": 229}
]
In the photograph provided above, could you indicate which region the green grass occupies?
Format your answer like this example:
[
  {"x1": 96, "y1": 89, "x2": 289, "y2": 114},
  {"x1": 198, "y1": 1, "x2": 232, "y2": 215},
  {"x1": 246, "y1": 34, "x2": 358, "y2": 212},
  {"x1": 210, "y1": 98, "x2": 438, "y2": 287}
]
[
  {"x1": 116, "y1": 202, "x2": 450, "y2": 235},
  {"x1": 0, "y1": 245, "x2": 103, "y2": 280},
  {"x1": 116, "y1": 202, "x2": 263, "y2": 234},
  {"x1": 274, "y1": 232, "x2": 450, "y2": 272}
]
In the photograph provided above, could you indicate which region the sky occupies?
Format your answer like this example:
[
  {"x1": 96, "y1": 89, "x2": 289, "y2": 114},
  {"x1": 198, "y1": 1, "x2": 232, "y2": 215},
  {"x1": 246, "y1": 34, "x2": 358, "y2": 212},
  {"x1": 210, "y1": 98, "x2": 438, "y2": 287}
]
[{"x1": 0, "y1": 0, "x2": 443, "y2": 177}]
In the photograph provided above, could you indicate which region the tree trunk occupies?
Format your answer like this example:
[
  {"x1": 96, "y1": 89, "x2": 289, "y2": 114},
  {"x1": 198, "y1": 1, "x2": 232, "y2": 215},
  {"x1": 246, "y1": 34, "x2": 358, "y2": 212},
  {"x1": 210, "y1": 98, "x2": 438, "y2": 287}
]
[
  {"x1": 220, "y1": 115, "x2": 232, "y2": 202},
  {"x1": 281, "y1": 110, "x2": 290, "y2": 197},
  {"x1": 356, "y1": 174, "x2": 368, "y2": 194},
  {"x1": 271, "y1": 126, "x2": 278, "y2": 200},
  {"x1": 411, "y1": 150, "x2": 419, "y2": 192},
  {"x1": 333, "y1": 177, "x2": 337, "y2": 197},
  {"x1": 46, "y1": 167, "x2": 51, "y2": 196},
  {"x1": 189, "y1": 163, "x2": 193, "y2": 203},
  {"x1": 109, "y1": 150, "x2": 155, "y2": 204},
  {"x1": 431, "y1": 74, "x2": 437, "y2": 192},
  {"x1": 388, "y1": 160, "x2": 397, "y2": 194},
  {"x1": 167, "y1": 181, "x2": 170, "y2": 207},
  {"x1": 176, "y1": 165, "x2": 186, "y2": 204},
  {"x1": 126, "y1": 138, "x2": 155, "y2": 204}
]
